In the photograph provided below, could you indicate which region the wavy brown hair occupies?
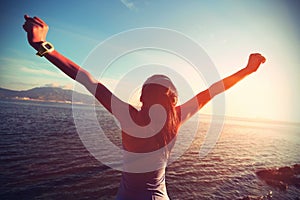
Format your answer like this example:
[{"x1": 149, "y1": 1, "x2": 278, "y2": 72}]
[{"x1": 140, "y1": 75, "x2": 180, "y2": 152}]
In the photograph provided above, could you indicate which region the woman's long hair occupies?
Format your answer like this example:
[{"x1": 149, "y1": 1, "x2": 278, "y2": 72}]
[{"x1": 140, "y1": 75, "x2": 179, "y2": 153}]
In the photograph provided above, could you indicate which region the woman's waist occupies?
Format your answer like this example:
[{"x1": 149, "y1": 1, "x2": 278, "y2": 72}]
[{"x1": 121, "y1": 169, "x2": 166, "y2": 189}]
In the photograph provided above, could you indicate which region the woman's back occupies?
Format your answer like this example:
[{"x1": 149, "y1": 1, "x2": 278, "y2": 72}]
[{"x1": 116, "y1": 102, "x2": 176, "y2": 200}]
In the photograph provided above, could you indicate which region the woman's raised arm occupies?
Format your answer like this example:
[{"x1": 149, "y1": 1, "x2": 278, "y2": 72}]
[
  {"x1": 178, "y1": 53, "x2": 266, "y2": 124},
  {"x1": 22, "y1": 15, "x2": 135, "y2": 115}
]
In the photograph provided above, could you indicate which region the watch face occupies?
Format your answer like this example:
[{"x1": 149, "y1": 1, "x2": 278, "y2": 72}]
[
  {"x1": 37, "y1": 42, "x2": 54, "y2": 57},
  {"x1": 45, "y1": 43, "x2": 52, "y2": 49}
]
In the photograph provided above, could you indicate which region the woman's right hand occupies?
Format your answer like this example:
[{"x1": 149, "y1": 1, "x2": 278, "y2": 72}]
[
  {"x1": 22, "y1": 15, "x2": 49, "y2": 50},
  {"x1": 246, "y1": 53, "x2": 266, "y2": 73}
]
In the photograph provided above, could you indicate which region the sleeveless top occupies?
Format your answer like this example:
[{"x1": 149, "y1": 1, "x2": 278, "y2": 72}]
[
  {"x1": 115, "y1": 131, "x2": 171, "y2": 200},
  {"x1": 115, "y1": 107, "x2": 177, "y2": 199}
]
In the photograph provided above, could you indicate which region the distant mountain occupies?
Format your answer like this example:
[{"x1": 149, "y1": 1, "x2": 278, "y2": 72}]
[{"x1": 0, "y1": 87, "x2": 96, "y2": 104}]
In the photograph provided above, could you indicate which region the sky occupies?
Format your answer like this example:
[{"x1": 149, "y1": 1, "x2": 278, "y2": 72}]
[{"x1": 0, "y1": 0, "x2": 299, "y2": 122}]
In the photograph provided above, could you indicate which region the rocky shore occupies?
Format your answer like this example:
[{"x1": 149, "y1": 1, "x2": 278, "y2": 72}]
[
  {"x1": 256, "y1": 164, "x2": 300, "y2": 191},
  {"x1": 239, "y1": 164, "x2": 300, "y2": 200}
]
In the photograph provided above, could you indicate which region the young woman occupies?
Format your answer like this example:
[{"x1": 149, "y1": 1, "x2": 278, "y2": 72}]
[{"x1": 23, "y1": 15, "x2": 266, "y2": 200}]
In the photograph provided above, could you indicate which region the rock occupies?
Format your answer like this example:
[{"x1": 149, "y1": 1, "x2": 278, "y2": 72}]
[
  {"x1": 278, "y1": 166, "x2": 293, "y2": 178},
  {"x1": 293, "y1": 164, "x2": 300, "y2": 174},
  {"x1": 256, "y1": 169, "x2": 277, "y2": 180},
  {"x1": 256, "y1": 164, "x2": 300, "y2": 190},
  {"x1": 265, "y1": 179, "x2": 288, "y2": 191}
]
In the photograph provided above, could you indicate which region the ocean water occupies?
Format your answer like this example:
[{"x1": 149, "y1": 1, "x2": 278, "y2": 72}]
[{"x1": 0, "y1": 100, "x2": 299, "y2": 200}]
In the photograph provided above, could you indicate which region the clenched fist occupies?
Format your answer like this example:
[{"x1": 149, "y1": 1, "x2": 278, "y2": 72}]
[
  {"x1": 246, "y1": 53, "x2": 266, "y2": 73},
  {"x1": 23, "y1": 15, "x2": 49, "y2": 50}
]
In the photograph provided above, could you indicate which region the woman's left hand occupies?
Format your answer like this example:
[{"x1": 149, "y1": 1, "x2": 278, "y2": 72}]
[{"x1": 245, "y1": 53, "x2": 266, "y2": 73}]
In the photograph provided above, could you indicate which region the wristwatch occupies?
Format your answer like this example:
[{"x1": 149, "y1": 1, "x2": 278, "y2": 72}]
[{"x1": 36, "y1": 41, "x2": 54, "y2": 57}]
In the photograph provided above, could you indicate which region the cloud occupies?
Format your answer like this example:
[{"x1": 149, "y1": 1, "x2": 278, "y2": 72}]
[
  {"x1": 1, "y1": 81, "x2": 39, "y2": 90},
  {"x1": 0, "y1": 57, "x2": 50, "y2": 71},
  {"x1": 120, "y1": 0, "x2": 137, "y2": 10},
  {"x1": 20, "y1": 66, "x2": 61, "y2": 77},
  {"x1": 43, "y1": 83, "x2": 73, "y2": 89}
]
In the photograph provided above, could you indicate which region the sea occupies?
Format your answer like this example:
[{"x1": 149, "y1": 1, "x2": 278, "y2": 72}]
[{"x1": 0, "y1": 99, "x2": 299, "y2": 200}]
